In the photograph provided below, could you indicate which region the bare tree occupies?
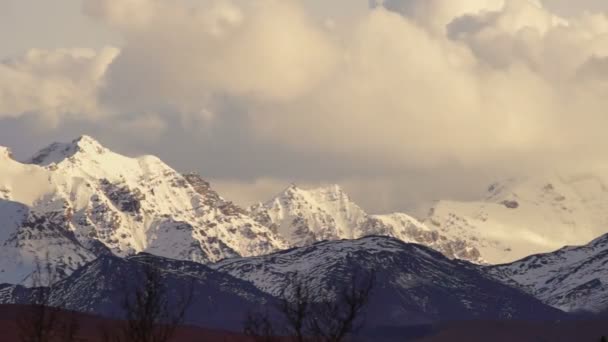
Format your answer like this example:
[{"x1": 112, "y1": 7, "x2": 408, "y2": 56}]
[
  {"x1": 307, "y1": 271, "x2": 375, "y2": 342},
  {"x1": 102, "y1": 261, "x2": 193, "y2": 342},
  {"x1": 18, "y1": 254, "x2": 80, "y2": 342},
  {"x1": 243, "y1": 310, "x2": 278, "y2": 342},
  {"x1": 243, "y1": 270, "x2": 375, "y2": 342},
  {"x1": 280, "y1": 273, "x2": 312, "y2": 342}
]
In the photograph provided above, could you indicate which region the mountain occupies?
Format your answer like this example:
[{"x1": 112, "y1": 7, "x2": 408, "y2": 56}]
[
  {"x1": 424, "y1": 175, "x2": 608, "y2": 264},
  {"x1": 0, "y1": 253, "x2": 276, "y2": 330},
  {"x1": 0, "y1": 144, "x2": 97, "y2": 284},
  {"x1": 489, "y1": 232, "x2": 608, "y2": 314},
  {"x1": 0, "y1": 136, "x2": 286, "y2": 284},
  {"x1": 250, "y1": 185, "x2": 483, "y2": 263},
  {"x1": 212, "y1": 236, "x2": 564, "y2": 327},
  {"x1": 249, "y1": 184, "x2": 367, "y2": 244}
]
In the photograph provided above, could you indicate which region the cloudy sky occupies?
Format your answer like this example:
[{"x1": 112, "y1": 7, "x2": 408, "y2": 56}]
[{"x1": 2, "y1": 0, "x2": 608, "y2": 215}]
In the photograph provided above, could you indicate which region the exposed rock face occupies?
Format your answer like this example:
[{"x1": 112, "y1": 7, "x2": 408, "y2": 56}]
[
  {"x1": 183, "y1": 173, "x2": 247, "y2": 217},
  {"x1": 99, "y1": 179, "x2": 145, "y2": 214}
]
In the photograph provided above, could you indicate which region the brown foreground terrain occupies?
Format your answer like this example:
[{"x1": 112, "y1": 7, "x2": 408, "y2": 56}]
[
  {"x1": 0, "y1": 305, "x2": 249, "y2": 342},
  {"x1": 414, "y1": 320, "x2": 608, "y2": 342},
  {"x1": 1, "y1": 305, "x2": 607, "y2": 341}
]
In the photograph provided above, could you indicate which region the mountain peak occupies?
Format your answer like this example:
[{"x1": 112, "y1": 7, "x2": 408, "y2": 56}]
[
  {"x1": 29, "y1": 135, "x2": 108, "y2": 165},
  {"x1": 0, "y1": 146, "x2": 13, "y2": 160},
  {"x1": 284, "y1": 183, "x2": 301, "y2": 193},
  {"x1": 252, "y1": 182, "x2": 369, "y2": 246},
  {"x1": 74, "y1": 134, "x2": 104, "y2": 148}
]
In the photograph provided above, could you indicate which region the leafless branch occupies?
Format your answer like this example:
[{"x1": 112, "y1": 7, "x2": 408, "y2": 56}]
[
  {"x1": 243, "y1": 310, "x2": 278, "y2": 342},
  {"x1": 18, "y1": 252, "x2": 81, "y2": 342},
  {"x1": 243, "y1": 269, "x2": 375, "y2": 342},
  {"x1": 101, "y1": 260, "x2": 193, "y2": 342}
]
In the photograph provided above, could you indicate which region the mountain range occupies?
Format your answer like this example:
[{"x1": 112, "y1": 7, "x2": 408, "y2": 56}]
[
  {"x1": 0, "y1": 136, "x2": 287, "y2": 284},
  {"x1": 249, "y1": 184, "x2": 483, "y2": 262},
  {"x1": 1, "y1": 236, "x2": 564, "y2": 331},
  {"x1": 212, "y1": 236, "x2": 563, "y2": 327},
  {"x1": 1, "y1": 136, "x2": 608, "y2": 325}
]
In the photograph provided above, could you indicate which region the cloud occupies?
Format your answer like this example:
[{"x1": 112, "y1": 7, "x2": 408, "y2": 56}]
[
  {"x1": 6, "y1": 0, "x2": 608, "y2": 212},
  {"x1": 381, "y1": 0, "x2": 505, "y2": 33},
  {"x1": 542, "y1": 0, "x2": 608, "y2": 17},
  {"x1": 87, "y1": 0, "x2": 338, "y2": 117},
  {"x1": 209, "y1": 178, "x2": 296, "y2": 208},
  {"x1": 0, "y1": 47, "x2": 118, "y2": 125},
  {"x1": 117, "y1": 114, "x2": 167, "y2": 140},
  {"x1": 72, "y1": 0, "x2": 608, "y2": 172},
  {"x1": 239, "y1": 1, "x2": 608, "y2": 174}
]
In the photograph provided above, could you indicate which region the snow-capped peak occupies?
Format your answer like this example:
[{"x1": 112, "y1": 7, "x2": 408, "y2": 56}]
[
  {"x1": 273, "y1": 183, "x2": 350, "y2": 203},
  {"x1": 0, "y1": 146, "x2": 12, "y2": 160},
  {"x1": 29, "y1": 135, "x2": 107, "y2": 166},
  {"x1": 250, "y1": 184, "x2": 484, "y2": 263},
  {"x1": 0, "y1": 135, "x2": 288, "y2": 285},
  {"x1": 251, "y1": 184, "x2": 368, "y2": 245}
]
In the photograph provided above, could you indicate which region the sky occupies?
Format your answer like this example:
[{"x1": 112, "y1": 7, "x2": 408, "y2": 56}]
[{"x1": 2, "y1": 0, "x2": 608, "y2": 215}]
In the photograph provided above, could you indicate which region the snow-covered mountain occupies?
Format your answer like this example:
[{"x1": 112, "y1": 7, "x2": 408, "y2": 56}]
[
  {"x1": 0, "y1": 136, "x2": 287, "y2": 284},
  {"x1": 425, "y1": 175, "x2": 608, "y2": 264},
  {"x1": 249, "y1": 185, "x2": 367, "y2": 244},
  {"x1": 0, "y1": 238, "x2": 564, "y2": 330},
  {"x1": 5, "y1": 135, "x2": 608, "y2": 288},
  {"x1": 250, "y1": 185, "x2": 483, "y2": 263},
  {"x1": 212, "y1": 236, "x2": 564, "y2": 326},
  {"x1": 0, "y1": 143, "x2": 97, "y2": 284},
  {"x1": 489, "y1": 232, "x2": 608, "y2": 313}
]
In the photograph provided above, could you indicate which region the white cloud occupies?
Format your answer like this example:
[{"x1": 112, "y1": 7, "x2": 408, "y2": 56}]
[
  {"x1": 6, "y1": 0, "x2": 608, "y2": 211},
  {"x1": 117, "y1": 114, "x2": 167, "y2": 139},
  {"x1": 0, "y1": 47, "x2": 118, "y2": 124},
  {"x1": 209, "y1": 178, "x2": 294, "y2": 208},
  {"x1": 381, "y1": 0, "x2": 505, "y2": 33},
  {"x1": 242, "y1": 1, "x2": 608, "y2": 173},
  {"x1": 88, "y1": 0, "x2": 338, "y2": 117}
]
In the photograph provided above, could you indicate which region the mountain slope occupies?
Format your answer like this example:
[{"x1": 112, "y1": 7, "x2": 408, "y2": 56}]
[
  {"x1": 0, "y1": 136, "x2": 287, "y2": 284},
  {"x1": 0, "y1": 146, "x2": 97, "y2": 284},
  {"x1": 212, "y1": 236, "x2": 563, "y2": 326},
  {"x1": 250, "y1": 185, "x2": 483, "y2": 263},
  {"x1": 489, "y1": 232, "x2": 608, "y2": 313},
  {"x1": 0, "y1": 253, "x2": 276, "y2": 330},
  {"x1": 425, "y1": 175, "x2": 608, "y2": 264}
]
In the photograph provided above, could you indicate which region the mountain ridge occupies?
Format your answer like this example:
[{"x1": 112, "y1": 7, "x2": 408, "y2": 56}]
[
  {"x1": 0, "y1": 135, "x2": 288, "y2": 284},
  {"x1": 3, "y1": 135, "x2": 608, "y2": 286},
  {"x1": 489, "y1": 231, "x2": 608, "y2": 313},
  {"x1": 212, "y1": 235, "x2": 565, "y2": 326},
  {"x1": 249, "y1": 184, "x2": 484, "y2": 263},
  {"x1": 0, "y1": 252, "x2": 277, "y2": 330}
]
